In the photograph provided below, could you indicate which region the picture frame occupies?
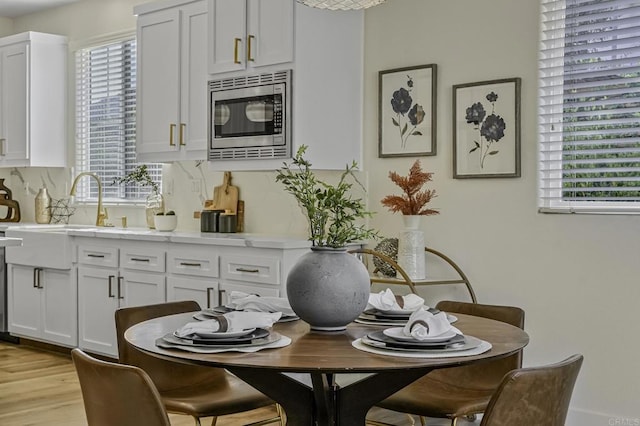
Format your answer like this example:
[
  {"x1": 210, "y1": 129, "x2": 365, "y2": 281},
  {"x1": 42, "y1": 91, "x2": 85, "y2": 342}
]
[
  {"x1": 453, "y1": 78, "x2": 521, "y2": 178},
  {"x1": 378, "y1": 64, "x2": 437, "y2": 158}
]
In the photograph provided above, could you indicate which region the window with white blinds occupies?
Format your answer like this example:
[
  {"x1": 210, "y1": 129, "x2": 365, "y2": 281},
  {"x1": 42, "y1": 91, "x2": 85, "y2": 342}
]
[
  {"x1": 75, "y1": 37, "x2": 161, "y2": 203},
  {"x1": 539, "y1": 0, "x2": 640, "y2": 214}
]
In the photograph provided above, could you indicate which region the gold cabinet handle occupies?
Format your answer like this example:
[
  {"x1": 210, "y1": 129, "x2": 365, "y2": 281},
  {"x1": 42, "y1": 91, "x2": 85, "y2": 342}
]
[
  {"x1": 247, "y1": 35, "x2": 255, "y2": 62},
  {"x1": 169, "y1": 124, "x2": 176, "y2": 146},
  {"x1": 0, "y1": 138, "x2": 5, "y2": 156},
  {"x1": 234, "y1": 38, "x2": 242, "y2": 64},
  {"x1": 236, "y1": 267, "x2": 259, "y2": 273},
  {"x1": 180, "y1": 123, "x2": 186, "y2": 146}
]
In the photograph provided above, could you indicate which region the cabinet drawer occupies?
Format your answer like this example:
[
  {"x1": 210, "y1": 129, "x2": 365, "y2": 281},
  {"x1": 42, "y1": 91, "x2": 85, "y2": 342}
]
[
  {"x1": 220, "y1": 255, "x2": 280, "y2": 285},
  {"x1": 167, "y1": 250, "x2": 219, "y2": 278},
  {"x1": 77, "y1": 245, "x2": 119, "y2": 268},
  {"x1": 120, "y1": 247, "x2": 165, "y2": 273}
]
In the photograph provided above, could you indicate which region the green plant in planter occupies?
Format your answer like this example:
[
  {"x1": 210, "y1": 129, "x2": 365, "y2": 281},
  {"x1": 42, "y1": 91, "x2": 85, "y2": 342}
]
[
  {"x1": 276, "y1": 145, "x2": 378, "y2": 248},
  {"x1": 111, "y1": 165, "x2": 159, "y2": 193}
]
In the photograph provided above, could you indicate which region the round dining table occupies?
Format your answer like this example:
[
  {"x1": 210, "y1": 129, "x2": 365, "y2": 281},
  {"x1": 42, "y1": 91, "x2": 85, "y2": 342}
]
[{"x1": 126, "y1": 311, "x2": 529, "y2": 426}]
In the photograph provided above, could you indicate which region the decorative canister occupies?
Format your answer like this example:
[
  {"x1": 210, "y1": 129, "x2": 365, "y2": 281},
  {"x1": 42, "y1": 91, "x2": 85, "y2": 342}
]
[{"x1": 35, "y1": 187, "x2": 52, "y2": 224}]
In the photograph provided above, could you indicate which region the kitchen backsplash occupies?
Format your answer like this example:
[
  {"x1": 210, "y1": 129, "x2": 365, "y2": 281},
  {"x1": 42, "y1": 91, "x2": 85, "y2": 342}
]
[{"x1": 0, "y1": 162, "x2": 365, "y2": 238}]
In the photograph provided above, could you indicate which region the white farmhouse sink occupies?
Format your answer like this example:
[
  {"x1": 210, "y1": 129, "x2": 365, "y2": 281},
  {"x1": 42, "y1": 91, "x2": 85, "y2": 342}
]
[{"x1": 4, "y1": 226, "x2": 84, "y2": 269}]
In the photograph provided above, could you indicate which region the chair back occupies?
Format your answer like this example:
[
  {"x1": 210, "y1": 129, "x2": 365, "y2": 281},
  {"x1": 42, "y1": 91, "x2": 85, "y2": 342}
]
[
  {"x1": 72, "y1": 348, "x2": 171, "y2": 426},
  {"x1": 433, "y1": 300, "x2": 525, "y2": 389},
  {"x1": 115, "y1": 301, "x2": 227, "y2": 391},
  {"x1": 480, "y1": 354, "x2": 583, "y2": 426}
]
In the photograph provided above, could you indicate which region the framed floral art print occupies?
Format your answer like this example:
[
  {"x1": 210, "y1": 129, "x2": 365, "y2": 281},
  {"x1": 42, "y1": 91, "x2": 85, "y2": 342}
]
[
  {"x1": 453, "y1": 78, "x2": 521, "y2": 178},
  {"x1": 378, "y1": 64, "x2": 437, "y2": 158}
]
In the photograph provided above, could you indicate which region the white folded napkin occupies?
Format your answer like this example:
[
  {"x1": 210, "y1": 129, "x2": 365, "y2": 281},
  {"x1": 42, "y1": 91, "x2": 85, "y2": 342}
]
[
  {"x1": 366, "y1": 288, "x2": 425, "y2": 312},
  {"x1": 402, "y1": 309, "x2": 461, "y2": 341},
  {"x1": 226, "y1": 291, "x2": 296, "y2": 317},
  {"x1": 175, "y1": 311, "x2": 282, "y2": 338}
]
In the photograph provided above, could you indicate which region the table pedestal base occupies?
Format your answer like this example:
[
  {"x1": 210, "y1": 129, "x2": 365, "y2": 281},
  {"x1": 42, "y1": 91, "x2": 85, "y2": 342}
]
[{"x1": 228, "y1": 366, "x2": 433, "y2": 426}]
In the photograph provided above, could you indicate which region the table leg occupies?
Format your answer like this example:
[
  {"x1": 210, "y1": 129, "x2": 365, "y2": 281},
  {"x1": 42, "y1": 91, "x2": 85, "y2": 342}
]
[{"x1": 227, "y1": 366, "x2": 433, "y2": 426}]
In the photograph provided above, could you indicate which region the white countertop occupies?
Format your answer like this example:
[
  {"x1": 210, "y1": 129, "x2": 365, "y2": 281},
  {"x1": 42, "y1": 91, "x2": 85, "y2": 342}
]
[
  {"x1": 0, "y1": 237, "x2": 22, "y2": 247},
  {"x1": 1, "y1": 223, "x2": 312, "y2": 250}
]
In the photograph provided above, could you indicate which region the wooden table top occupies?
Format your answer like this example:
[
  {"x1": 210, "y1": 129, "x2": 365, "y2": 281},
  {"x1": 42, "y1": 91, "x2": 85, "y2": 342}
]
[{"x1": 126, "y1": 311, "x2": 529, "y2": 374}]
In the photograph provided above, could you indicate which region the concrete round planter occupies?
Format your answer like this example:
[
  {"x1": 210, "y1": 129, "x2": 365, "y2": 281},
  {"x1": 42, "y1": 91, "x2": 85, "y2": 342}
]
[{"x1": 286, "y1": 246, "x2": 370, "y2": 331}]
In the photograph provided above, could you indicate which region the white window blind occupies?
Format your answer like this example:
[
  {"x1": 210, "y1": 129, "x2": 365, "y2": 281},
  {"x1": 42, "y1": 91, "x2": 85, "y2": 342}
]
[
  {"x1": 75, "y1": 38, "x2": 161, "y2": 203},
  {"x1": 539, "y1": 0, "x2": 640, "y2": 214}
]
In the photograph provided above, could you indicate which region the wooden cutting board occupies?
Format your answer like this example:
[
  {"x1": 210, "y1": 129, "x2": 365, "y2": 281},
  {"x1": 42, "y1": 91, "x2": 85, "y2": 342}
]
[{"x1": 207, "y1": 171, "x2": 239, "y2": 213}]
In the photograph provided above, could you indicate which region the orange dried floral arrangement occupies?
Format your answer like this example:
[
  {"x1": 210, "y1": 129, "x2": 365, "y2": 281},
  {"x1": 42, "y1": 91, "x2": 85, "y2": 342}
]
[{"x1": 381, "y1": 160, "x2": 439, "y2": 216}]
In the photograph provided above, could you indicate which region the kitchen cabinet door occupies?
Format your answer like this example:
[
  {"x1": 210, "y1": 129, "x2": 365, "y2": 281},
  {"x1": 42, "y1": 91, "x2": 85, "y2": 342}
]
[
  {"x1": 121, "y1": 270, "x2": 166, "y2": 308},
  {"x1": 0, "y1": 32, "x2": 67, "y2": 168},
  {"x1": 7, "y1": 265, "x2": 40, "y2": 339},
  {"x1": 40, "y1": 268, "x2": 76, "y2": 346},
  {"x1": 136, "y1": 7, "x2": 181, "y2": 159},
  {"x1": 0, "y1": 43, "x2": 28, "y2": 163},
  {"x1": 77, "y1": 266, "x2": 119, "y2": 356},
  {"x1": 136, "y1": 0, "x2": 208, "y2": 162},
  {"x1": 208, "y1": 0, "x2": 293, "y2": 75},
  {"x1": 167, "y1": 276, "x2": 218, "y2": 309},
  {"x1": 246, "y1": 0, "x2": 293, "y2": 68},
  {"x1": 8, "y1": 265, "x2": 76, "y2": 346}
]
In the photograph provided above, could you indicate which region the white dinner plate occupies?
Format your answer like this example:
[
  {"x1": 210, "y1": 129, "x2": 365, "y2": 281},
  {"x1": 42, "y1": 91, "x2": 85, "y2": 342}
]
[
  {"x1": 383, "y1": 327, "x2": 458, "y2": 343},
  {"x1": 176, "y1": 328, "x2": 256, "y2": 339}
]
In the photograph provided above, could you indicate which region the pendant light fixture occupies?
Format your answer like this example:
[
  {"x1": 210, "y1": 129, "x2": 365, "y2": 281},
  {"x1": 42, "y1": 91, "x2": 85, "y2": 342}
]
[{"x1": 296, "y1": 0, "x2": 386, "y2": 11}]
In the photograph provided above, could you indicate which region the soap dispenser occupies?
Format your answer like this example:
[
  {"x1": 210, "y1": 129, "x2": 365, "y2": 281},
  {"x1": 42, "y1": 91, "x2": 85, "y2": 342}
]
[{"x1": 35, "y1": 186, "x2": 52, "y2": 224}]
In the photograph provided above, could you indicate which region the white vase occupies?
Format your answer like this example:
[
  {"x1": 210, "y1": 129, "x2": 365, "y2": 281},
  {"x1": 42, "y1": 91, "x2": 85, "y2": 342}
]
[{"x1": 397, "y1": 215, "x2": 426, "y2": 280}]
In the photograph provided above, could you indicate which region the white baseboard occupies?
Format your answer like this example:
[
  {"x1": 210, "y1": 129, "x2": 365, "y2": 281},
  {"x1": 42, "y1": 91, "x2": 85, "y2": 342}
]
[{"x1": 568, "y1": 407, "x2": 640, "y2": 426}]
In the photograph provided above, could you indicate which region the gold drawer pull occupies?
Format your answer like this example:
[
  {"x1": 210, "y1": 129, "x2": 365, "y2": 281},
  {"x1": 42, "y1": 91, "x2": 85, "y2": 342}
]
[
  {"x1": 131, "y1": 258, "x2": 150, "y2": 262},
  {"x1": 169, "y1": 124, "x2": 176, "y2": 146},
  {"x1": 234, "y1": 38, "x2": 242, "y2": 64},
  {"x1": 180, "y1": 262, "x2": 202, "y2": 267},
  {"x1": 236, "y1": 267, "x2": 259, "y2": 273},
  {"x1": 87, "y1": 254, "x2": 105, "y2": 258},
  {"x1": 247, "y1": 35, "x2": 255, "y2": 62}
]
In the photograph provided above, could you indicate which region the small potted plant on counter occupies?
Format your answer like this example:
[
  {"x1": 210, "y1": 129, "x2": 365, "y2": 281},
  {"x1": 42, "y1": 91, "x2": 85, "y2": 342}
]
[{"x1": 154, "y1": 210, "x2": 177, "y2": 232}]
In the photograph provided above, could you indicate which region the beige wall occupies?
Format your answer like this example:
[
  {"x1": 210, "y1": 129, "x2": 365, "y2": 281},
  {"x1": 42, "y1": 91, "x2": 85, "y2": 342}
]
[
  {"x1": 1, "y1": 0, "x2": 639, "y2": 424},
  {"x1": 365, "y1": 1, "x2": 640, "y2": 424}
]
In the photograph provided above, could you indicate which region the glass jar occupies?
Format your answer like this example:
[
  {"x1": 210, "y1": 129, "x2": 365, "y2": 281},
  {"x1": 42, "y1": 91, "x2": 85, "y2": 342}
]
[{"x1": 145, "y1": 190, "x2": 164, "y2": 228}]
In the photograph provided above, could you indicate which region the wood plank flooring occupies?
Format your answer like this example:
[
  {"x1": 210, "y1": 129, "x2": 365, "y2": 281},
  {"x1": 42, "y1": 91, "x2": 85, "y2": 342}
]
[{"x1": 0, "y1": 341, "x2": 476, "y2": 425}]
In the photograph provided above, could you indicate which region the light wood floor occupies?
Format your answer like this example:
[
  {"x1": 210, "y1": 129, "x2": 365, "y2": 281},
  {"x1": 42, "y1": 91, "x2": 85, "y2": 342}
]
[{"x1": 0, "y1": 340, "x2": 477, "y2": 426}]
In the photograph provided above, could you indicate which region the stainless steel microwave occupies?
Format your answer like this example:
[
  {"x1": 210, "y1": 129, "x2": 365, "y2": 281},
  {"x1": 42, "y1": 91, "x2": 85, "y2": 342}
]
[{"x1": 208, "y1": 70, "x2": 292, "y2": 161}]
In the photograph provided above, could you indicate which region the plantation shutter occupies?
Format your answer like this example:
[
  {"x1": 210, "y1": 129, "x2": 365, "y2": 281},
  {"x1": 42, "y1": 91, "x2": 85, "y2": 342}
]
[
  {"x1": 75, "y1": 38, "x2": 161, "y2": 202},
  {"x1": 538, "y1": 0, "x2": 640, "y2": 213}
]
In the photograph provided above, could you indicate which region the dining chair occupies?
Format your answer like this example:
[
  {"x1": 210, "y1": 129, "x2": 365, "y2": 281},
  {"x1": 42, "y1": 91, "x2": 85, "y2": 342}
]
[
  {"x1": 372, "y1": 300, "x2": 525, "y2": 426},
  {"x1": 480, "y1": 354, "x2": 583, "y2": 426},
  {"x1": 115, "y1": 300, "x2": 284, "y2": 426},
  {"x1": 71, "y1": 348, "x2": 172, "y2": 426}
]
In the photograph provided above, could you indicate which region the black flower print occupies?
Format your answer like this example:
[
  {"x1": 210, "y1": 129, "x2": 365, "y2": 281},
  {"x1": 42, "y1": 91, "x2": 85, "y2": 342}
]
[
  {"x1": 481, "y1": 114, "x2": 506, "y2": 142},
  {"x1": 466, "y1": 90, "x2": 507, "y2": 169},
  {"x1": 391, "y1": 88, "x2": 412, "y2": 115},
  {"x1": 408, "y1": 104, "x2": 425, "y2": 126},
  {"x1": 465, "y1": 102, "x2": 486, "y2": 125},
  {"x1": 389, "y1": 73, "x2": 424, "y2": 148}
]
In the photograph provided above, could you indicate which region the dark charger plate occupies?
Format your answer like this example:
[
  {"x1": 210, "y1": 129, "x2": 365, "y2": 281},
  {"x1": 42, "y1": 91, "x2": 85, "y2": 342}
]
[
  {"x1": 362, "y1": 307, "x2": 440, "y2": 320},
  {"x1": 366, "y1": 330, "x2": 465, "y2": 350},
  {"x1": 173, "y1": 328, "x2": 270, "y2": 345}
]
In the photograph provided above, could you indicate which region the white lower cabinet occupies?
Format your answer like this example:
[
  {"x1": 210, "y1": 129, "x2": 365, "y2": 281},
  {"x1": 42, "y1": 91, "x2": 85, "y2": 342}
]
[
  {"x1": 77, "y1": 241, "x2": 166, "y2": 358},
  {"x1": 8, "y1": 265, "x2": 76, "y2": 347}
]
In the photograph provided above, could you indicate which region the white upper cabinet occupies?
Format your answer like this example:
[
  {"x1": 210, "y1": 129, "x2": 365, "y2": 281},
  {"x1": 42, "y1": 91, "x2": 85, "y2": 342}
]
[
  {"x1": 208, "y1": 0, "x2": 293, "y2": 75},
  {"x1": 135, "y1": 0, "x2": 208, "y2": 162},
  {"x1": 0, "y1": 32, "x2": 67, "y2": 168}
]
